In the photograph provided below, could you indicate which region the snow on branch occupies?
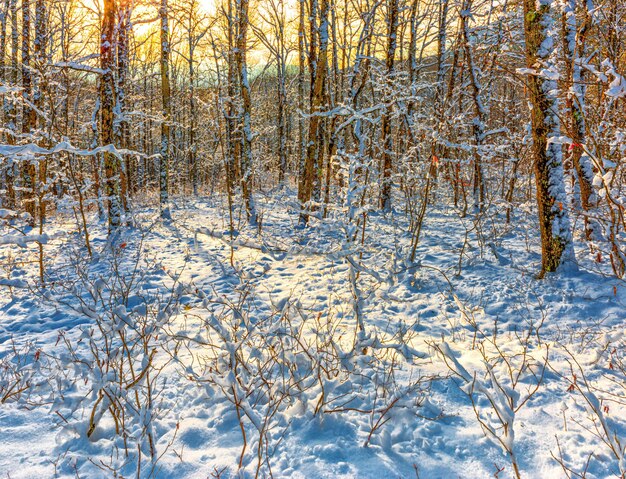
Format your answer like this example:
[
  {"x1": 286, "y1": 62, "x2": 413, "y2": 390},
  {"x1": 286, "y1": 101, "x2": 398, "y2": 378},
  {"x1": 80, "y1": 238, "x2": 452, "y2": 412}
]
[
  {"x1": 0, "y1": 233, "x2": 49, "y2": 247},
  {"x1": 52, "y1": 62, "x2": 107, "y2": 75},
  {"x1": 0, "y1": 141, "x2": 145, "y2": 160}
]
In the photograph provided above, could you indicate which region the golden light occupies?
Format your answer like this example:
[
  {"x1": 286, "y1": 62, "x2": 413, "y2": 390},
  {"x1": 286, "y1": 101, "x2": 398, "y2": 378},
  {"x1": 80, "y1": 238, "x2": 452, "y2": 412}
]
[{"x1": 198, "y1": 0, "x2": 217, "y2": 13}]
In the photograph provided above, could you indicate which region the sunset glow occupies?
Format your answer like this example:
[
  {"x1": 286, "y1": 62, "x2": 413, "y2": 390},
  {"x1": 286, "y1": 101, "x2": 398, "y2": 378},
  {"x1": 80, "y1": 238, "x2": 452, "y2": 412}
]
[{"x1": 0, "y1": 0, "x2": 624, "y2": 477}]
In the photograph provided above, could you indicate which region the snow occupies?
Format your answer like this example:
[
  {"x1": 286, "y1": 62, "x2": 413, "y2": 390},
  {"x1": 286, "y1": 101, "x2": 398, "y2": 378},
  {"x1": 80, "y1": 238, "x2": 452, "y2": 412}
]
[
  {"x1": 1, "y1": 194, "x2": 626, "y2": 478},
  {"x1": 0, "y1": 141, "x2": 143, "y2": 161},
  {"x1": 0, "y1": 233, "x2": 49, "y2": 247},
  {"x1": 601, "y1": 60, "x2": 626, "y2": 99}
]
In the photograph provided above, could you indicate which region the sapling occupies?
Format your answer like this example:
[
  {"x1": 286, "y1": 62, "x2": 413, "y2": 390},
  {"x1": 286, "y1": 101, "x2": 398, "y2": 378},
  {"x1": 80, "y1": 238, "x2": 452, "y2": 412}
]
[
  {"x1": 435, "y1": 319, "x2": 548, "y2": 479},
  {"x1": 27, "y1": 233, "x2": 182, "y2": 478},
  {"x1": 555, "y1": 344, "x2": 626, "y2": 478}
]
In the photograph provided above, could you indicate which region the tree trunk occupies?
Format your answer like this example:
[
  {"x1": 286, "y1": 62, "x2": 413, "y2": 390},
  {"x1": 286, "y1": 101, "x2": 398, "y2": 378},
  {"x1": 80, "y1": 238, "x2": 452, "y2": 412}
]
[
  {"x1": 0, "y1": 0, "x2": 8, "y2": 123},
  {"x1": 461, "y1": 0, "x2": 485, "y2": 212},
  {"x1": 159, "y1": 0, "x2": 171, "y2": 219},
  {"x1": 187, "y1": 8, "x2": 198, "y2": 195},
  {"x1": 235, "y1": 0, "x2": 257, "y2": 224},
  {"x1": 560, "y1": 0, "x2": 595, "y2": 238},
  {"x1": 226, "y1": 0, "x2": 240, "y2": 189},
  {"x1": 379, "y1": 0, "x2": 398, "y2": 211},
  {"x1": 431, "y1": 0, "x2": 449, "y2": 186},
  {"x1": 117, "y1": 0, "x2": 131, "y2": 209},
  {"x1": 277, "y1": 46, "x2": 287, "y2": 185},
  {"x1": 523, "y1": 0, "x2": 574, "y2": 276},
  {"x1": 297, "y1": 0, "x2": 306, "y2": 176},
  {"x1": 0, "y1": 0, "x2": 12, "y2": 208},
  {"x1": 101, "y1": 0, "x2": 121, "y2": 230},
  {"x1": 298, "y1": 0, "x2": 329, "y2": 224},
  {"x1": 33, "y1": 0, "x2": 46, "y2": 282},
  {"x1": 21, "y1": 0, "x2": 36, "y2": 224}
]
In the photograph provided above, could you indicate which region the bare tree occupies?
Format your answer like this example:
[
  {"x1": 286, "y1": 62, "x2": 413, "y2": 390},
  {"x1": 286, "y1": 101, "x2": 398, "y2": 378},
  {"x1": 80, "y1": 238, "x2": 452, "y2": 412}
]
[
  {"x1": 523, "y1": 0, "x2": 574, "y2": 276},
  {"x1": 560, "y1": 0, "x2": 595, "y2": 237},
  {"x1": 251, "y1": 0, "x2": 290, "y2": 185},
  {"x1": 116, "y1": 0, "x2": 132, "y2": 210},
  {"x1": 460, "y1": 0, "x2": 486, "y2": 212},
  {"x1": 298, "y1": 0, "x2": 329, "y2": 224},
  {"x1": 160, "y1": 0, "x2": 172, "y2": 219},
  {"x1": 378, "y1": 0, "x2": 398, "y2": 211},
  {"x1": 21, "y1": 0, "x2": 36, "y2": 224},
  {"x1": 234, "y1": 0, "x2": 257, "y2": 224},
  {"x1": 101, "y1": 0, "x2": 122, "y2": 230}
]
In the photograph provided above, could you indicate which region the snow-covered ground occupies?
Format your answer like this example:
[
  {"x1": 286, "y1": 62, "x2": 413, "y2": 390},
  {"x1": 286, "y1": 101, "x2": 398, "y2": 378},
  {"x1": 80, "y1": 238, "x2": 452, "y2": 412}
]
[{"x1": 1, "y1": 193, "x2": 625, "y2": 478}]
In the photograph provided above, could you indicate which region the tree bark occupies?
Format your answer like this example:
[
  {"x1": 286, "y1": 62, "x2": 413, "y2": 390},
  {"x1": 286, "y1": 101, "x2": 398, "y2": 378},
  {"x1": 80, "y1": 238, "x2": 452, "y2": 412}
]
[
  {"x1": 117, "y1": 0, "x2": 131, "y2": 208},
  {"x1": 560, "y1": 0, "x2": 595, "y2": 237},
  {"x1": 523, "y1": 0, "x2": 574, "y2": 276},
  {"x1": 297, "y1": 0, "x2": 329, "y2": 224},
  {"x1": 159, "y1": 0, "x2": 172, "y2": 219},
  {"x1": 235, "y1": 0, "x2": 257, "y2": 224},
  {"x1": 101, "y1": 0, "x2": 122, "y2": 230},
  {"x1": 379, "y1": 0, "x2": 398, "y2": 211},
  {"x1": 297, "y1": 0, "x2": 307, "y2": 176},
  {"x1": 461, "y1": 0, "x2": 486, "y2": 212},
  {"x1": 21, "y1": 0, "x2": 36, "y2": 224}
]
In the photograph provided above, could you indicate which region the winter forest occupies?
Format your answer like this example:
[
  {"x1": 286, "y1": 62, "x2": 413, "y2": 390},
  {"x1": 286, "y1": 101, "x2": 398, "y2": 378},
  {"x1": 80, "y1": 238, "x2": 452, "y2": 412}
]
[{"x1": 0, "y1": 0, "x2": 625, "y2": 476}]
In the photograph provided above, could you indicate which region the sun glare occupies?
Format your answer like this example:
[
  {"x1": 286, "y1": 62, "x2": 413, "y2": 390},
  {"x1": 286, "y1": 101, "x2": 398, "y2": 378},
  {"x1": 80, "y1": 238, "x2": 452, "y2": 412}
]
[{"x1": 198, "y1": 0, "x2": 217, "y2": 13}]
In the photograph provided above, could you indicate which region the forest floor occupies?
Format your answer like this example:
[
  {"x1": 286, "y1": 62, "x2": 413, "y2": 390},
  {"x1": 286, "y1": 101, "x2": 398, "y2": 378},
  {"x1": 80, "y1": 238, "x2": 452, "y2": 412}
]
[{"x1": 1, "y1": 191, "x2": 625, "y2": 479}]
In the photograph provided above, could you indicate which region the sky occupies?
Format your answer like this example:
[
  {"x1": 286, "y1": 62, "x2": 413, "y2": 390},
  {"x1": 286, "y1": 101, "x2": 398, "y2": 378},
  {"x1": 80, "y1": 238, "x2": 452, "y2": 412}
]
[{"x1": 198, "y1": 0, "x2": 216, "y2": 12}]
